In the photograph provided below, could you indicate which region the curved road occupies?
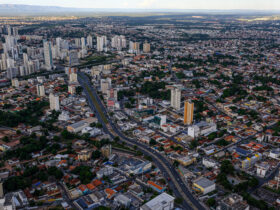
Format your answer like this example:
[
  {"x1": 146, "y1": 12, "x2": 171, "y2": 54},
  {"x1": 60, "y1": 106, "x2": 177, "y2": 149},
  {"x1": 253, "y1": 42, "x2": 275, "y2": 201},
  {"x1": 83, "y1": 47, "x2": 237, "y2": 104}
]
[{"x1": 78, "y1": 72, "x2": 205, "y2": 210}]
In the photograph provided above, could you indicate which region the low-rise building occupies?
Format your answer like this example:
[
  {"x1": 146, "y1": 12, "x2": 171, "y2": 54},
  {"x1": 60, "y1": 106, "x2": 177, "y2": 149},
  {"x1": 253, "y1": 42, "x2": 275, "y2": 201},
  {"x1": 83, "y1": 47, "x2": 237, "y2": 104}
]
[
  {"x1": 202, "y1": 158, "x2": 218, "y2": 168},
  {"x1": 96, "y1": 166, "x2": 113, "y2": 179},
  {"x1": 256, "y1": 162, "x2": 270, "y2": 178},
  {"x1": 218, "y1": 193, "x2": 249, "y2": 210},
  {"x1": 188, "y1": 122, "x2": 217, "y2": 138},
  {"x1": 114, "y1": 194, "x2": 131, "y2": 208},
  {"x1": 192, "y1": 177, "x2": 216, "y2": 195},
  {"x1": 176, "y1": 156, "x2": 196, "y2": 166},
  {"x1": 140, "y1": 193, "x2": 174, "y2": 210},
  {"x1": 269, "y1": 148, "x2": 280, "y2": 159},
  {"x1": 67, "y1": 117, "x2": 96, "y2": 133}
]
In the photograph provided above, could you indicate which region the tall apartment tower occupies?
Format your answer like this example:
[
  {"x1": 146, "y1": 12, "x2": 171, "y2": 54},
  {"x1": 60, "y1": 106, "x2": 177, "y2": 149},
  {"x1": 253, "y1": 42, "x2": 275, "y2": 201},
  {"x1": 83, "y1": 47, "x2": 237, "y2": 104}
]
[
  {"x1": 87, "y1": 35, "x2": 93, "y2": 48},
  {"x1": 81, "y1": 38, "x2": 86, "y2": 49},
  {"x1": 184, "y1": 100, "x2": 194, "y2": 125},
  {"x1": 111, "y1": 35, "x2": 126, "y2": 51},
  {"x1": 129, "y1": 41, "x2": 140, "y2": 54},
  {"x1": 171, "y1": 87, "x2": 181, "y2": 110},
  {"x1": 43, "y1": 41, "x2": 53, "y2": 70},
  {"x1": 97, "y1": 36, "x2": 107, "y2": 52},
  {"x1": 143, "y1": 42, "x2": 151, "y2": 53},
  {"x1": 101, "y1": 79, "x2": 111, "y2": 94},
  {"x1": 36, "y1": 85, "x2": 45, "y2": 97},
  {"x1": 49, "y1": 93, "x2": 60, "y2": 111}
]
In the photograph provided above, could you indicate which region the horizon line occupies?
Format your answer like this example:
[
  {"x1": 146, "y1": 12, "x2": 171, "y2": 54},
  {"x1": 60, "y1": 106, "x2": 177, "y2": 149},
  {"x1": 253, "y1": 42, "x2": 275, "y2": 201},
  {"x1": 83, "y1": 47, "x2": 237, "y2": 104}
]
[{"x1": 1, "y1": 3, "x2": 280, "y2": 12}]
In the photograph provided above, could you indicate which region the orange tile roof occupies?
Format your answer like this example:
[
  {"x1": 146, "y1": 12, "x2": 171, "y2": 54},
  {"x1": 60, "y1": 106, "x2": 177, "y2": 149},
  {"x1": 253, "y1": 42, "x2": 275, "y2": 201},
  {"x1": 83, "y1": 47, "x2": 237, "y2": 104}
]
[
  {"x1": 86, "y1": 183, "x2": 95, "y2": 190},
  {"x1": 69, "y1": 166, "x2": 76, "y2": 171},
  {"x1": 78, "y1": 185, "x2": 87, "y2": 192},
  {"x1": 59, "y1": 160, "x2": 67, "y2": 164},
  {"x1": 105, "y1": 188, "x2": 116, "y2": 198},
  {"x1": 92, "y1": 179, "x2": 102, "y2": 187},
  {"x1": 147, "y1": 181, "x2": 163, "y2": 191}
]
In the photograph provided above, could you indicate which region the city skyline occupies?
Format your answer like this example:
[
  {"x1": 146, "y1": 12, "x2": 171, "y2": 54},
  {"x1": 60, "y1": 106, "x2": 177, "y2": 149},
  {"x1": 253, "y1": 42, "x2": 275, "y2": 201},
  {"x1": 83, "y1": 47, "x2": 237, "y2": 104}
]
[{"x1": 0, "y1": 0, "x2": 280, "y2": 10}]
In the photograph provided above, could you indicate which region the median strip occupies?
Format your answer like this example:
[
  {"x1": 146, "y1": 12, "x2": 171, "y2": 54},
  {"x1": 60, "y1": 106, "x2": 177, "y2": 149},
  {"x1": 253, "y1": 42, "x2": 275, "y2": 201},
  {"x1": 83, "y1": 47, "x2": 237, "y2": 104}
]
[{"x1": 84, "y1": 84, "x2": 108, "y2": 124}]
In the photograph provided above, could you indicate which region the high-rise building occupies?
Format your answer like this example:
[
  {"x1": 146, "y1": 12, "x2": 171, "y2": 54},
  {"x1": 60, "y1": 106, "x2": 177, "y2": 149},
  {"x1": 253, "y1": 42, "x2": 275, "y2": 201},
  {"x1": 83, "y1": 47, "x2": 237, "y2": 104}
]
[
  {"x1": 65, "y1": 67, "x2": 77, "y2": 75},
  {"x1": 143, "y1": 42, "x2": 151, "y2": 53},
  {"x1": 56, "y1": 37, "x2": 61, "y2": 57},
  {"x1": 6, "y1": 68, "x2": 18, "y2": 79},
  {"x1": 37, "y1": 85, "x2": 45, "y2": 97},
  {"x1": 6, "y1": 58, "x2": 15, "y2": 69},
  {"x1": 69, "y1": 50, "x2": 79, "y2": 66},
  {"x1": 87, "y1": 35, "x2": 93, "y2": 48},
  {"x1": 11, "y1": 78, "x2": 19, "y2": 88},
  {"x1": 184, "y1": 100, "x2": 194, "y2": 125},
  {"x1": 129, "y1": 41, "x2": 140, "y2": 54},
  {"x1": 1, "y1": 53, "x2": 7, "y2": 70},
  {"x1": 101, "y1": 144, "x2": 112, "y2": 158},
  {"x1": 171, "y1": 87, "x2": 181, "y2": 110},
  {"x1": 107, "y1": 88, "x2": 118, "y2": 100},
  {"x1": 69, "y1": 73, "x2": 78, "y2": 83},
  {"x1": 7, "y1": 25, "x2": 11, "y2": 36},
  {"x1": 43, "y1": 41, "x2": 53, "y2": 70},
  {"x1": 12, "y1": 27, "x2": 18, "y2": 36},
  {"x1": 97, "y1": 36, "x2": 107, "y2": 52},
  {"x1": 49, "y1": 93, "x2": 60, "y2": 111},
  {"x1": 5, "y1": 35, "x2": 17, "y2": 52},
  {"x1": 75, "y1": 38, "x2": 81, "y2": 48},
  {"x1": 68, "y1": 85, "x2": 76, "y2": 95},
  {"x1": 23, "y1": 53, "x2": 29, "y2": 68},
  {"x1": 111, "y1": 35, "x2": 126, "y2": 51},
  {"x1": 81, "y1": 38, "x2": 86, "y2": 49},
  {"x1": 101, "y1": 79, "x2": 111, "y2": 94}
]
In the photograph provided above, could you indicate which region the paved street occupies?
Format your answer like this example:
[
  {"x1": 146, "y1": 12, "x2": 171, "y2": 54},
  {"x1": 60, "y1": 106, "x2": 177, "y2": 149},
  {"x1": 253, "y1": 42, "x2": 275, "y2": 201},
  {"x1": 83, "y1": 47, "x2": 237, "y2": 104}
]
[{"x1": 78, "y1": 71, "x2": 205, "y2": 210}]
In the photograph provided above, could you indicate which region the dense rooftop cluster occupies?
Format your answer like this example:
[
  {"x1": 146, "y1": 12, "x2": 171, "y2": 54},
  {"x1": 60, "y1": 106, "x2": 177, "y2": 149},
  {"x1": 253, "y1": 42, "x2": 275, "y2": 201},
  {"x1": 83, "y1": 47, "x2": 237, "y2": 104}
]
[{"x1": 0, "y1": 14, "x2": 280, "y2": 210}]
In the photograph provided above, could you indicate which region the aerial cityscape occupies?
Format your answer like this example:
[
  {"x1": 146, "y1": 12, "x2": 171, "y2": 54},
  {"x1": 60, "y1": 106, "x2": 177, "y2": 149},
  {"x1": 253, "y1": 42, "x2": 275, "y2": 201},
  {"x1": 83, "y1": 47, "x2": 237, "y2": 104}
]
[{"x1": 0, "y1": 1, "x2": 280, "y2": 210}]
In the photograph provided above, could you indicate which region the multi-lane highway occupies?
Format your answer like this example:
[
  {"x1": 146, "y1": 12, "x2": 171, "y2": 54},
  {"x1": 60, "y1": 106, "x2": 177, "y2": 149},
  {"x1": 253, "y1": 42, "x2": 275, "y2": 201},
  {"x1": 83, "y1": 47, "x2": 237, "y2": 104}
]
[{"x1": 77, "y1": 72, "x2": 205, "y2": 210}]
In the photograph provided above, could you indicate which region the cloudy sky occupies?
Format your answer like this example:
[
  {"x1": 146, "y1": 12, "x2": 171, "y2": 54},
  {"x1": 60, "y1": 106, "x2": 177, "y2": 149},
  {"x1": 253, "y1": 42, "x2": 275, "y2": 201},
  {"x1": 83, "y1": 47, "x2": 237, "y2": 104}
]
[{"x1": 0, "y1": 0, "x2": 279, "y2": 10}]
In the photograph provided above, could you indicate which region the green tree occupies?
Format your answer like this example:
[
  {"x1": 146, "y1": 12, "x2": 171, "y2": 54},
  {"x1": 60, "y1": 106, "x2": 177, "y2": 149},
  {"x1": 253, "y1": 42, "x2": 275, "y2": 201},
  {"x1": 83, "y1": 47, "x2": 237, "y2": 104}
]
[
  {"x1": 61, "y1": 130, "x2": 75, "y2": 140},
  {"x1": 206, "y1": 198, "x2": 216, "y2": 207},
  {"x1": 149, "y1": 139, "x2": 157, "y2": 146},
  {"x1": 92, "y1": 150, "x2": 101, "y2": 159},
  {"x1": 2, "y1": 136, "x2": 9, "y2": 143},
  {"x1": 174, "y1": 197, "x2": 183, "y2": 204},
  {"x1": 47, "y1": 166, "x2": 63, "y2": 180}
]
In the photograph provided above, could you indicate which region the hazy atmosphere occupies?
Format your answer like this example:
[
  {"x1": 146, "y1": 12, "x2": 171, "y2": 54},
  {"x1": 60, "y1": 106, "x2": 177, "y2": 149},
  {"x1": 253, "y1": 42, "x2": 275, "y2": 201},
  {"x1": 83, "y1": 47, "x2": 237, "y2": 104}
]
[{"x1": 0, "y1": 0, "x2": 280, "y2": 10}]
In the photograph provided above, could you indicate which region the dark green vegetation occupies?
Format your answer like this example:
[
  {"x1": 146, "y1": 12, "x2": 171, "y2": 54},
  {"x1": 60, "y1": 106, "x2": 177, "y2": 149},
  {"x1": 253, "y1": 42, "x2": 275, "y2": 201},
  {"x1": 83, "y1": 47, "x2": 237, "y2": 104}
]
[
  {"x1": 4, "y1": 166, "x2": 63, "y2": 192},
  {"x1": 77, "y1": 55, "x2": 115, "y2": 68},
  {"x1": 0, "y1": 101, "x2": 49, "y2": 127},
  {"x1": 221, "y1": 84, "x2": 247, "y2": 99},
  {"x1": 4, "y1": 135, "x2": 61, "y2": 160},
  {"x1": 216, "y1": 160, "x2": 273, "y2": 210},
  {"x1": 72, "y1": 166, "x2": 95, "y2": 184},
  {"x1": 139, "y1": 81, "x2": 171, "y2": 100},
  {"x1": 140, "y1": 69, "x2": 169, "y2": 80}
]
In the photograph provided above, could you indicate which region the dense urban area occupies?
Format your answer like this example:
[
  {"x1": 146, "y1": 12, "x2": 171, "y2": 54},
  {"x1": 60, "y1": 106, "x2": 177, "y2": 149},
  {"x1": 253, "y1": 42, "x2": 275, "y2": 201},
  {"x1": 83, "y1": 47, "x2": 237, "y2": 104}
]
[{"x1": 0, "y1": 13, "x2": 280, "y2": 210}]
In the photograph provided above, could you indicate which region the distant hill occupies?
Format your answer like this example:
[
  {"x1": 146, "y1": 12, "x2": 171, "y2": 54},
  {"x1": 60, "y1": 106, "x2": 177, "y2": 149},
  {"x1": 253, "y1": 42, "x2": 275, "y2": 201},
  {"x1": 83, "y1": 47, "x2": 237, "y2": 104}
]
[
  {"x1": 0, "y1": 4, "x2": 80, "y2": 15},
  {"x1": 0, "y1": 4, "x2": 279, "y2": 16}
]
